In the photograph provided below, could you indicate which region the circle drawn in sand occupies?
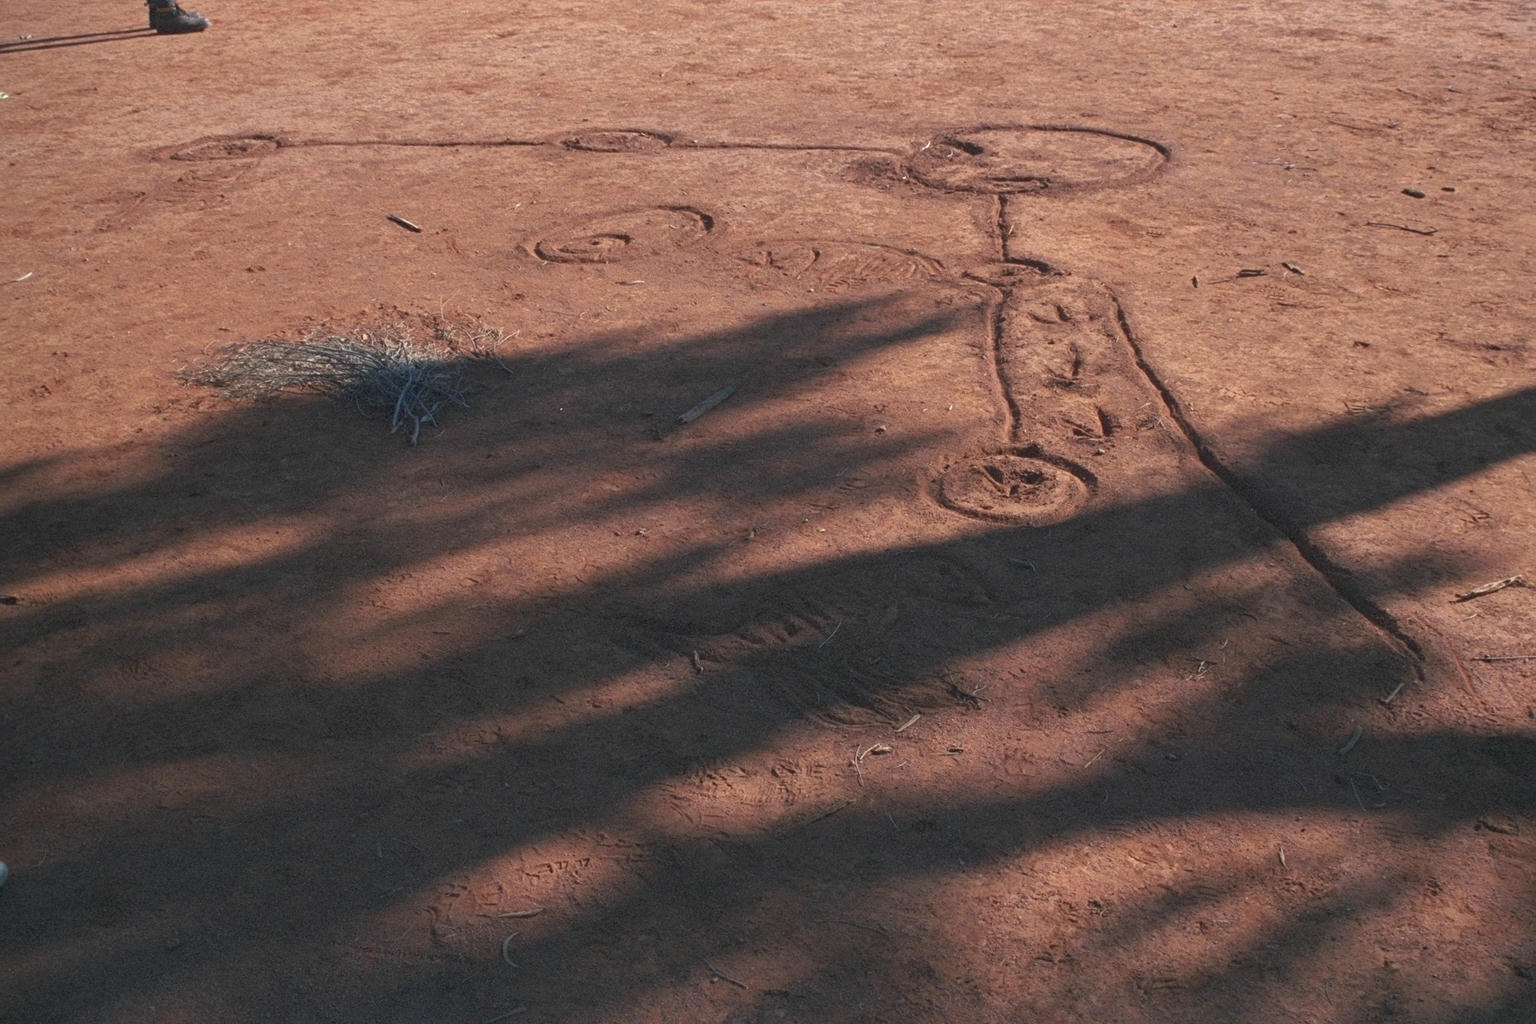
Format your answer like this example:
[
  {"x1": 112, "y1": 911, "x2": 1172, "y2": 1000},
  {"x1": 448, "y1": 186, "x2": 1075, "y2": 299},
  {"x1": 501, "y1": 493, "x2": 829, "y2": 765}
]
[
  {"x1": 936, "y1": 448, "x2": 1095, "y2": 525},
  {"x1": 161, "y1": 135, "x2": 280, "y2": 162},
  {"x1": 558, "y1": 129, "x2": 673, "y2": 152},
  {"x1": 532, "y1": 206, "x2": 714, "y2": 263},
  {"x1": 738, "y1": 240, "x2": 944, "y2": 291},
  {"x1": 906, "y1": 126, "x2": 1167, "y2": 194}
]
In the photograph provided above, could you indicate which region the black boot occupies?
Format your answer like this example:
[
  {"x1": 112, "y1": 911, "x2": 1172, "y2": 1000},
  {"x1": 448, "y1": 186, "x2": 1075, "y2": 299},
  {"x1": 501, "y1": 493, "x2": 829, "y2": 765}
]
[{"x1": 148, "y1": 1, "x2": 210, "y2": 33}]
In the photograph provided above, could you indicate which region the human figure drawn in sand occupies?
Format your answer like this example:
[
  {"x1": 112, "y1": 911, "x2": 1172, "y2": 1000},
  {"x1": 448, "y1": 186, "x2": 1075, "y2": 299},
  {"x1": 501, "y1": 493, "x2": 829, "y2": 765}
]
[
  {"x1": 509, "y1": 125, "x2": 1191, "y2": 720},
  {"x1": 177, "y1": 122, "x2": 1240, "y2": 723},
  {"x1": 521, "y1": 124, "x2": 1173, "y2": 528}
]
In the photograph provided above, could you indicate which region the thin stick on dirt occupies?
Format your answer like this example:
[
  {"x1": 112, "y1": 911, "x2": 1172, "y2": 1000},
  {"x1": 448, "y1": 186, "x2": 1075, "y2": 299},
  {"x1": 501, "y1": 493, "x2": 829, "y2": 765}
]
[
  {"x1": 817, "y1": 620, "x2": 842, "y2": 650},
  {"x1": 1471, "y1": 654, "x2": 1536, "y2": 663},
  {"x1": 1082, "y1": 748, "x2": 1105, "y2": 769},
  {"x1": 792, "y1": 799, "x2": 852, "y2": 829},
  {"x1": 1452, "y1": 575, "x2": 1526, "y2": 602},
  {"x1": 894, "y1": 713, "x2": 921, "y2": 734},
  {"x1": 1364, "y1": 221, "x2": 1437, "y2": 235},
  {"x1": 851, "y1": 743, "x2": 891, "y2": 786},
  {"x1": 497, "y1": 907, "x2": 545, "y2": 919},
  {"x1": 500, "y1": 933, "x2": 520, "y2": 968},
  {"x1": 1338, "y1": 725, "x2": 1363, "y2": 756},
  {"x1": 387, "y1": 213, "x2": 423, "y2": 232},
  {"x1": 1379, "y1": 682, "x2": 1405, "y2": 705},
  {"x1": 676, "y1": 384, "x2": 737, "y2": 425},
  {"x1": 705, "y1": 961, "x2": 749, "y2": 990}
]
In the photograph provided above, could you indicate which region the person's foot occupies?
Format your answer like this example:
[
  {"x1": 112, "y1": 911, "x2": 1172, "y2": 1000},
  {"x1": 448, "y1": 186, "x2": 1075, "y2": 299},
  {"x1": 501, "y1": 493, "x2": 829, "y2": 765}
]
[{"x1": 148, "y1": 1, "x2": 210, "y2": 33}]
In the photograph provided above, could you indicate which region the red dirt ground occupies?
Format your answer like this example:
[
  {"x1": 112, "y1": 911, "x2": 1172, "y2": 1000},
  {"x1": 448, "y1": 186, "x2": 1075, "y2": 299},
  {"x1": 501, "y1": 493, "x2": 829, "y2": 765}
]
[{"x1": 2, "y1": 2, "x2": 1533, "y2": 1022}]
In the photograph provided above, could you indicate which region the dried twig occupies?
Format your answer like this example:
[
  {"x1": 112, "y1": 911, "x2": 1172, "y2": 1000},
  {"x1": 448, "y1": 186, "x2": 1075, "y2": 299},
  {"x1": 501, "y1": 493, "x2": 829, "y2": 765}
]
[
  {"x1": 676, "y1": 384, "x2": 737, "y2": 425},
  {"x1": 851, "y1": 743, "x2": 892, "y2": 786},
  {"x1": 1364, "y1": 221, "x2": 1437, "y2": 236},
  {"x1": 1338, "y1": 725, "x2": 1363, "y2": 756},
  {"x1": 705, "y1": 961, "x2": 749, "y2": 990},
  {"x1": 791, "y1": 800, "x2": 852, "y2": 829},
  {"x1": 496, "y1": 907, "x2": 545, "y2": 919},
  {"x1": 387, "y1": 213, "x2": 423, "y2": 232},
  {"x1": 1453, "y1": 575, "x2": 1526, "y2": 602},
  {"x1": 817, "y1": 620, "x2": 842, "y2": 650}
]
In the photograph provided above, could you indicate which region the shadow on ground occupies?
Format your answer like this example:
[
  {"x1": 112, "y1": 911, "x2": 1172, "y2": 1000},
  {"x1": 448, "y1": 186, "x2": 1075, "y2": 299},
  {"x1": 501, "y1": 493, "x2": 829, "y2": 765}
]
[{"x1": 2, "y1": 295, "x2": 1533, "y2": 1022}]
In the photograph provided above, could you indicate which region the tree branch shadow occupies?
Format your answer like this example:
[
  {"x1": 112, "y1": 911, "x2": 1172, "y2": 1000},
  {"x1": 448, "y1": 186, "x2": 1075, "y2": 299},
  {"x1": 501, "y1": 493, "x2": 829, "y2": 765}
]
[{"x1": 2, "y1": 290, "x2": 1532, "y2": 1021}]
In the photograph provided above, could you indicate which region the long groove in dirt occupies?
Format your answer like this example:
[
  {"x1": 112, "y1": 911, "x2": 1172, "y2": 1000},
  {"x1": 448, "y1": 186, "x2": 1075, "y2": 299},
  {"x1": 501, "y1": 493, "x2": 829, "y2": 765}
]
[
  {"x1": 679, "y1": 141, "x2": 901, "y2": 153},
  {"x1": 994, "y1": 194, "x2": 1009, "y2": 261},
  {"x1": 985, "y1": 291, "x2": 1021, "y2": 440},
  {"x1": 261, "y1": 136, "x2": 896, "y2": 154},
  {"x1": 1110, "y1": 300, "x2": 1428, "y2": 672},
  {"x1": 282, "y1": 138, "x2": 549, "y2": 149}
]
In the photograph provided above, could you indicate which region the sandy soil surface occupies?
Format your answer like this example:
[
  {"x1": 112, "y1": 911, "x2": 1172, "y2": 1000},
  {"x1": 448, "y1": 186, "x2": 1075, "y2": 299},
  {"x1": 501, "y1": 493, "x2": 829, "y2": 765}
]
[{"x1": 2, "y1": 2, "x2": 1533, "y2": 1021}]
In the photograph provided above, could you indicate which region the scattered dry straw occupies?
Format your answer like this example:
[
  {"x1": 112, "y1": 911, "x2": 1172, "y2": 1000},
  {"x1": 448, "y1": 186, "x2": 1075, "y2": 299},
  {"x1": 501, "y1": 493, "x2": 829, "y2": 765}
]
[{"x1": 182, "y1": 316, "x2": 514, "y2": 443}]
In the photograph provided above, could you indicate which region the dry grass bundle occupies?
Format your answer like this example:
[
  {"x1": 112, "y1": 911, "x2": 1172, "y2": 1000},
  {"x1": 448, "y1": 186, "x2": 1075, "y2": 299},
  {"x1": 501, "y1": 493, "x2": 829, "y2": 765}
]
[{"x1": 184, "y1": 317, "x2": 513, "y2": 443}]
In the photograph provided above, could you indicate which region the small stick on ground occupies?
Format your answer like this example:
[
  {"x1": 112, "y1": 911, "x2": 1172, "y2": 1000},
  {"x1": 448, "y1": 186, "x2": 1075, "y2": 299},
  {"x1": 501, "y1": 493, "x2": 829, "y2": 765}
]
[
  {"x1": 817, "y1": 620, "x2": 842, "y2": 650},
  {"x1": 1277, "y1": 846, "x2": 1287, "y2": 868},
  {"x1": 1082, "y1": 748, "x2": 1105, "y2": 769},
  {"x1": 676, "y1": 384, "x2": 737, "y2": 425},
  {"x1": 1364, "y1": 221, "x2": 1437, "y2": 235},
  {"x1": 794, "y1": 800, "x2": 852, "y2": 828},
  {"x1": 1453, "y1": 575, "x2": 1526, "y2": 602},
  {"x1": 1472, "y1": 653, "x2": 1536, "y2": 663},
  {"x1": 1379, "y1": 682, "x2": 1405, "y2": 705},
  {"x1": 852, "y1": 743, "x2": 892, "y2": 786},
  {"x1": 387, "y1": 213, "x2": 423, "y2": 232},
  {"x1": 501, "y1": 933, "x2": 520, "y2": 968},
  {"x1": 497, "y1": 907, "x2": 545, "y2": 919},
  {"x1": 1338, "y1": 725, "x2": 1363, "y2": 756},
  {"x1": 705, "y1": 961, "x2": 749, "y2": 990},
  {"x1": 894, "y1": 713, "x2": 921, "y2": 734}
]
